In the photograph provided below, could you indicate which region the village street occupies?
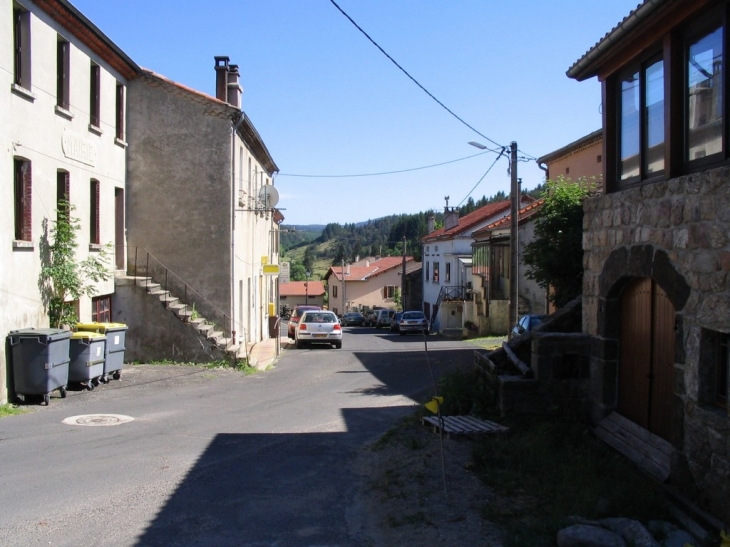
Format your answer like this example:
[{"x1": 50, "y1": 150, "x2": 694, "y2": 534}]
[{"x1": 0, "y1": 327, "x2": 475, "y2": 546}]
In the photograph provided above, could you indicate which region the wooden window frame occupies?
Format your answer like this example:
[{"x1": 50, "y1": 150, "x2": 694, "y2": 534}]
[
  {"x1": 115, "y1": 82, "x2": 125, "y2": 141},
  {"x1": 57, "y1": 171, "x2": 70, "y2": 222},
  {"x1": 91, "y1": 295, "x2": 112, "y2": 323},
  {"x1": 90, "y1": 179, "x2": 100, "y2": 244},
  {"x1": 14, "y1": 158, "x2": 32, "y2": 241},
  {"x1": 56, "y1": 38, "x2": 70, "y2": 110},
  {"x1": 433, "y1": 262, "x2": 440, "y2": 283},
  {"x1": 90, "y1": 63, "x2": 101, "y2": 128},
  {"x1": 13, "y1": 7, "x2": 31, "y2": 89}
]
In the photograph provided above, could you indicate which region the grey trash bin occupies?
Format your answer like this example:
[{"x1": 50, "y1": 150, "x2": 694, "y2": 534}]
[
  {"x1": 8, "y1": 328, "x2": 71, "y2": 405},
  {"x1": 69, "y1": 331, "x2": 106, "y2": 390},
  {"x1": 76, "y1": 322, "x2": 127, "y2": 382}
]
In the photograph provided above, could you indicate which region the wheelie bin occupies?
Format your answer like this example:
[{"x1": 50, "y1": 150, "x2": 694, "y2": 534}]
[
  {"x1": 7, "y1": 328, "x2": 71, "y2": 405},
  {"x1": 69, "y1": 331, "x2": 106, "y2": 390},
  {"x1": 75, "y1": 322, "x2": 127, "y2": 383}
]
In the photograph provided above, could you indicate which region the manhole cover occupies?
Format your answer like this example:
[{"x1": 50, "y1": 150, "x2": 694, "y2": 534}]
[{"x1": 62, "y1": 414, "x2": 134, "y2": 426}]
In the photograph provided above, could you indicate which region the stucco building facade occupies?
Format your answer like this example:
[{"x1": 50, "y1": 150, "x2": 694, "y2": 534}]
[{"x1": 1, "y1": 0, "x2": 137, "y2": 403}]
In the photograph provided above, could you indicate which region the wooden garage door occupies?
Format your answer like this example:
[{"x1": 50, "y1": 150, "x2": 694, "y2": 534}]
[{"x1": 618, "y1": 278, "x2": 675, "y2": 442}]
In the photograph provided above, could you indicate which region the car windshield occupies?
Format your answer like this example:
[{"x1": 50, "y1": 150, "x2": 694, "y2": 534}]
[
  {"x1": 402, "y1": 312, "x2": 425, "y2": 320},
  {"x1": 302, "y1": 312, "x2": 337, "y2": 323}
]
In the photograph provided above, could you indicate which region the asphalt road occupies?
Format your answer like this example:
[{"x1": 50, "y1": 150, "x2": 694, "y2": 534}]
[{"x1": 0, "y1": 326, "x2": 476, "y2": 546}]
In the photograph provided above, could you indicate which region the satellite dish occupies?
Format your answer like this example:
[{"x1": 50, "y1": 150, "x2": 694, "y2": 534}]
[{"x1": 258, "y1": 185, "x2": 279, "y2": 208}]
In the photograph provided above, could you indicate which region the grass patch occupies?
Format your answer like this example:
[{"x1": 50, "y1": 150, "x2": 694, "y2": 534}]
[
  {"x1": 0, "y1": 403, "x2": 31, "y2": 418},
  {"x1": 473, "y1": 416, "x2": 671, "y2": 546},
  {"x1": 465, "y1": 335, "x2": 506, "y2": 351},
  {"x1": 372, "y1": 412, "x2": 426, "y2": 452},
  {"x1": 131, "y1": 358, "x2": 259, "y2": 374}
]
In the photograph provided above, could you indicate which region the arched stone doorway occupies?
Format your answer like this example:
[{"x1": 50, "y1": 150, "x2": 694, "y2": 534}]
[
  {"x1": 598, "y1": 245, "x2": 690, "y2": 446},
  {"x1": 618, "y1": 277, "x2": 676, "y2": 442}
]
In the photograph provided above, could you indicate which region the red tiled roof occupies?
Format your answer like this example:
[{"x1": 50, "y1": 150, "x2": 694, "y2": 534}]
[
  {"x1": 473, "y1": 199, "x2": 545, "y2": 238},
  {"x1": 279, "y1": 281, "x2": 326, "y2": 297},
  {"x1": 422, "y1": 197, "x2": 535, "y2": 242},
  {"x1": 326, "y1": 256, "x2": 414, "y2": 282}
]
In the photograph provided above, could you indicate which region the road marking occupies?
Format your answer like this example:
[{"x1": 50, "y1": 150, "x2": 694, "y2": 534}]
[{"x1": 62, "y1": 414, "x2": 135, "y2": 426}]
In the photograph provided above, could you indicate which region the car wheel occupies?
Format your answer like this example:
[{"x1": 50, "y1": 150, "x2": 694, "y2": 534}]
[
  {"x1": 296, "y1": 340, "x2": 304, "y2": 349},
  {"x1": 333, "y1": 341, "x2": 342, "y2": 349}
]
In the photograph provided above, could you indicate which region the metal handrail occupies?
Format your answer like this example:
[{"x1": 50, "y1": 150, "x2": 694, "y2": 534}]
[{"x1": 129, "y1": 246, "x2": 238, "y2": 346}]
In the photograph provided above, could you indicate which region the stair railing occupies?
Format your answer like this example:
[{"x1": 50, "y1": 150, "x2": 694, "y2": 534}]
[{"x1": 128, "y1": 246, "x2": 237, "y2": 346}]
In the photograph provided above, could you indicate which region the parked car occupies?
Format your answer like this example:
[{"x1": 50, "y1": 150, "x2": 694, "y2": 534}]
[
  {"x1": 342, "y1": 312, "x2": 365, "y2": 326},
  {"x1": 374, "y1": 309, "x2": 396, "y2": 329},
  {"x1": 398, "y1": 311, "x2": 429, "y2": 335},
  {"x1": 287, "y1": 305, "x2": 322, "y2": 339},
  {"x1": 361, "y1": 310, "x2": 377, "y2": 327},
  {"x1": 390, "y1": 312, "x2": 404, "y2": 332},
  {"x1": 294, "y1": 310, "x2": 343, "y2": 349},
  {"x1": 510, "y1": 314, "x2": 546, "y2": 340}
]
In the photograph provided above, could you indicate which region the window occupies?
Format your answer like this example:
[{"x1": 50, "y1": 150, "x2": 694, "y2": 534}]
[
  {"x1": 90, "y1": 179, "x2": 100, "y2": 244},
  {"x1": 433, "y1": 262, "x2": 440, "y2": 283},
  {"x1": 57, "y1": 171, "x2": 69, "y2": 221},
  {"x1": 619, "y1": 56, "x2": 665, "y2": 182},
  {"x1": 687, "y1": 25, "x2": 723, "y2": 162},
  {"x1": 13, "y1": 7, "x2": 31, "y2": 89},
  {"x1": 115, "y1": 82, "x2": 125, "y2": 141},
  {"x1": 92, "y1": 295, "x2": 111, "y2": 322},
  {"x1": 425, "y1": 261, "x2": 429, "y2": 281},
  {"x1": 56, "y1": 38, "x2": 69, "y2": 110},
  {"x1": 445, "y1": 262, "x2": 451, "y2": 283},
  {"x1": 384, "y1": 286, "x2": 396, "y2": 298},
  {"x1": 332, "y1": 285, "x2": 338, "y2": 298},
  {"x1": 14, "y1": 159, "x2": 32, "y2": 241},
  {"x1": 90, "y1": 63, "x2": 100, "y2": 127}
]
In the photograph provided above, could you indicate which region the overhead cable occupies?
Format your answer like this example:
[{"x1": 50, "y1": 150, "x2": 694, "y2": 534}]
[{"x1": 328, "y1": 0, "x2": 505, "y2": 151}]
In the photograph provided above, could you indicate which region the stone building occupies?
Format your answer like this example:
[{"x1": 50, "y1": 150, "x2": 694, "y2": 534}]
[
  {"x1": 119, "y1": 57, "x2": 280, "y2": 359},
  {"x1": 568, "y1": 0, "x2": 730, "y2": 523}
]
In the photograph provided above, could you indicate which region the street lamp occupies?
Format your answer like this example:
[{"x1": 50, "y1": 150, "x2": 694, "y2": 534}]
[
  {"x1": 469, "y1": 140, "x2": 520, "y2": 332},
  {"x1": 305, "y1": 270, "x2": 311, "y2": 303}
]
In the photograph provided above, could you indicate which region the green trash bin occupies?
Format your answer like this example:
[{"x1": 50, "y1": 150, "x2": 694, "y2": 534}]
[
  {"x1": 69, "y1": 331, "x2": 106, "y2": 390},
  {"x1": 7, "y1": 328, "x2": 71, "y2": 405},
  {"x1": 76, "y1": 322, "x2": 127, "y2": 383}
]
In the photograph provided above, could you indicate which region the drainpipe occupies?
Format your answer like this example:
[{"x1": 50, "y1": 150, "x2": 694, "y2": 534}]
[{"x1": 231, "y1": 113, "x2": 246, "y2": 347}]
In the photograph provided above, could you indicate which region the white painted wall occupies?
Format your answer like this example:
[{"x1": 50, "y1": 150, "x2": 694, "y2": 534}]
[{"x1": 1, "y1": 0, "x2": 129, "y2": 402}]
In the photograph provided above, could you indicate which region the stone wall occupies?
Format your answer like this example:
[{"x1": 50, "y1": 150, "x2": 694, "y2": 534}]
[{"x1": 582, "y1": 166, "x2": 730, "y2": 523}]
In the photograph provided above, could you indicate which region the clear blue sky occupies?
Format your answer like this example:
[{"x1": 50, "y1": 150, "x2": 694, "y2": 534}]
[{"x1": 72, "y1": 0, "x2": 637, "y2": 226}]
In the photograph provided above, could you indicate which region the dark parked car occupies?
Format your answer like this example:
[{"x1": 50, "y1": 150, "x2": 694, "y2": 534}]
[
  {"x1": 390, "y1": 312, "x2": 404, "y2": 332},
  {"x1": 398, "y1": 311, "x2": 429, "y2": 335},
  {"x1": 342, "y1": 312, "x2": 365, "y2": 326},
  {"x1": 287, "y1": 305, "x2": 322, "y2": 339},
  {"x1": 510, "y1": 314, "x2": 546, "y2": 340}
]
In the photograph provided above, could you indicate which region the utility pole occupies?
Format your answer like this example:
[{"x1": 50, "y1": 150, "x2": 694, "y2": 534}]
[
  {"x1": 509, "y1": 141, "x2": 520, "y2": 332},
  {"x1": 401, "y1": 236, "x2": 407, "y2": 310},
  {"x1": 341, "y1": 259, "x2": 346, "y2": 314}
]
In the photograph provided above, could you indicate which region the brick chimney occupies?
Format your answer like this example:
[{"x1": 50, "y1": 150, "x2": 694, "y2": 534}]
[
  {"x1": 214, "y1": 56, "x2": 230, "y2": 102},
  {"x1": 227, "y1": 64, "x2": 243, "y2": 108},
  {"x1": 444, "y1": 207, "x2": 459, "y2": 230}
]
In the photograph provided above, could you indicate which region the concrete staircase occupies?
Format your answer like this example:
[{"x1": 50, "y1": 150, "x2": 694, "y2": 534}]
[{"x1": 134, "y1": 276, "x2": 238, "y2": 356}]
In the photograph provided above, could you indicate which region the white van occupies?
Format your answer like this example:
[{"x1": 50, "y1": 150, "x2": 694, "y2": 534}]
[{"x1": 374, "y1": 309, "x2": 396, "y2": 329}]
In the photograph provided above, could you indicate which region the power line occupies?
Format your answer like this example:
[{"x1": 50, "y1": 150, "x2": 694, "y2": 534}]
[
  {"x1": 457, "y1": 147, "x2": 506, "y2": 207},
  {"x1": 278, "y1": 151, "x2": 492, "y2": 178},
  {"x1": 328, "y1": 0, "x2": 505, "y2": 151}
]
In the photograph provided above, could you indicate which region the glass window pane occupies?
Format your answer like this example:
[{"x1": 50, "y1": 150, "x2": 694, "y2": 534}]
[
  {"x1": 621, "y1": 71, "x2": 640, "y2": 180},
  {"x1": 687, "y1": 26, "x2": 723, "y2": 161},
  {"x1": 644, "y1": 60, "x2": 665, "y2": 174}
]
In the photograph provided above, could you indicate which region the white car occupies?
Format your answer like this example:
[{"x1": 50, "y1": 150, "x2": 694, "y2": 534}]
[
  {"x1": 398, "y1": 311, "x2": 429, "y2": 335},
  {"x1": 295, "y1": 310, "x2": 343, "y2": 349}
]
